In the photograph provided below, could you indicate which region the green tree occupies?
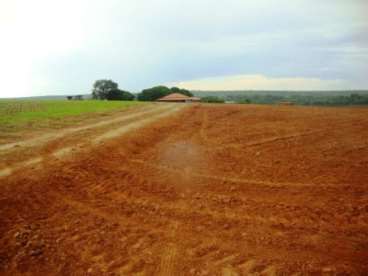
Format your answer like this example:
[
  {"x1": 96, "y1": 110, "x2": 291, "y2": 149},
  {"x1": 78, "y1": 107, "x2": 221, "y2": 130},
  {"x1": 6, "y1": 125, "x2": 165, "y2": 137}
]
[
  {"x1": 106, "y1": 89, "x2": 135, "y2": 101},
  {"x1": 137, "y1": 86, "x2": 171, "y2": 101},
  {"x1": 170, "y1": 87, "x2": 193, "y2": 97},
  {"x1": 237, "y1": 98, "x2": 251, "y2": 104},
  {"x1": 92, "y1": 79, "x2": 118, "y2": 100},
  {"x1": 200, "y1": 96, "x2": 225, "y2": 103}
]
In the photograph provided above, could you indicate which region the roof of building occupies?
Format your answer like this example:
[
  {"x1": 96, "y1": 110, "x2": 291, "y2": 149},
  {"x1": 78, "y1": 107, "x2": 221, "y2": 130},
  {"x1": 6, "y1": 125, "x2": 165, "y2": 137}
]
[
  {"x1": 157, "y1": 93, "x2": 200, "y2": 102},
  {"x1": 158, "y1": 93, "x2": 190, "y2": 101}
]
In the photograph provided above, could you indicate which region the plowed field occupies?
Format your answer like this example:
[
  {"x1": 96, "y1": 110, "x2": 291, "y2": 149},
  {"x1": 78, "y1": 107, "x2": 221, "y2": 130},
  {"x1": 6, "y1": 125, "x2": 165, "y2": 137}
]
[{"x1": 1, "y1": 104, "x2": 368, "y2": 275}]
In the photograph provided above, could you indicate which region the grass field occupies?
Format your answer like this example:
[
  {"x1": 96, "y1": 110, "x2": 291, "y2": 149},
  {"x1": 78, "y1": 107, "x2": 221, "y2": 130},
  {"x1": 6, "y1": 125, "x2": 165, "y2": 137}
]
[{"x1": 0, "y1": 100, "x2": 142, "y2": 129}]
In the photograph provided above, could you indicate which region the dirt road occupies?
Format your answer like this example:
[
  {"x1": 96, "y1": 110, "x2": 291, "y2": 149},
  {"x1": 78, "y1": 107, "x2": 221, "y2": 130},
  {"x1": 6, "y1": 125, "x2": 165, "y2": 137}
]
[
  {"x1": 1, "y1": 104, "x2": 368, "y2": 275},
  {"x1": 0, "y1": 103, "x2": 183, "y2": 178}
]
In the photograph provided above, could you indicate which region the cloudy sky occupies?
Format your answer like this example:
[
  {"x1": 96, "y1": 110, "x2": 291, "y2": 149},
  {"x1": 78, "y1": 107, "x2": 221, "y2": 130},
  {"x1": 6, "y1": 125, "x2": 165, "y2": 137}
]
[{"x1": 0, "y1": 0, "x2": 367, "y2": 97}]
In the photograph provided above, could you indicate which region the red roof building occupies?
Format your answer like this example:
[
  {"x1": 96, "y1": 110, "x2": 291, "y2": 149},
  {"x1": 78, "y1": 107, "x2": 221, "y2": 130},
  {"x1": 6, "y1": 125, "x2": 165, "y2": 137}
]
[{"x1": 157, "y1": 93, "x2": 200, "y2": 103}]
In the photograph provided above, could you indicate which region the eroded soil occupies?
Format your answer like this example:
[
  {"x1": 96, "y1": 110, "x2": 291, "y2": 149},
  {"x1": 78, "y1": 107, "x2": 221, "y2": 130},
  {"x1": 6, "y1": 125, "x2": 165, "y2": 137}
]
[{"x1": 1, "y1": 104, "x2": 368, "y2": 275}]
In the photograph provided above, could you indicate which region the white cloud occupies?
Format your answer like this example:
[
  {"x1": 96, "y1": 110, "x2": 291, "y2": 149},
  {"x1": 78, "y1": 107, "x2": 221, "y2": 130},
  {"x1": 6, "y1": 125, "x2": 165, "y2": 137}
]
[{"x1": 168, "y1": 74, "x2": 351, "y2": 91}]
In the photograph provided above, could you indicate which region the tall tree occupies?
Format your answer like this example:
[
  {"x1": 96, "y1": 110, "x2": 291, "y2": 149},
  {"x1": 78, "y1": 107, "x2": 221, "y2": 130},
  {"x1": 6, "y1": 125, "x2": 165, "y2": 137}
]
[
  {"x1": 92, "y1": 79, "x2": 118, "y2": 100},
  {"x1": 137, "y1": 86, "x2": 171, "y2": 101}
]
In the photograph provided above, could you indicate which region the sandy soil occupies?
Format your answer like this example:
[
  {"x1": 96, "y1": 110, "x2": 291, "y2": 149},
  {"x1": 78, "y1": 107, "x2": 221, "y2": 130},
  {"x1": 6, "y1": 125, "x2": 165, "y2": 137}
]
[{"x1": 0, "y1": 104, "x2": 368, "y2": 275}]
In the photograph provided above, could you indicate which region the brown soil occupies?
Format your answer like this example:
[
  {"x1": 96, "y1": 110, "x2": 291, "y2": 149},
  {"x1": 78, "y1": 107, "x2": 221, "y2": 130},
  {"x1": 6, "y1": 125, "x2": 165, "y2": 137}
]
[{"x1": 1, "y1": 104, "x2": 368, "y2": 275}]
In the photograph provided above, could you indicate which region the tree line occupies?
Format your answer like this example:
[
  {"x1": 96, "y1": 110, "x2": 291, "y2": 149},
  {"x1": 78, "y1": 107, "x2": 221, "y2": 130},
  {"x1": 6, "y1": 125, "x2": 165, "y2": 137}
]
[
  {"x1": 91, "y1": 79, "x2": 192, "y2": 101},
  {"x1": 223, "y1": 93, "x2": 368, "y2": 106},
  {"x1": 194, "y1": 91, "x2": 368, "y2": 106}
]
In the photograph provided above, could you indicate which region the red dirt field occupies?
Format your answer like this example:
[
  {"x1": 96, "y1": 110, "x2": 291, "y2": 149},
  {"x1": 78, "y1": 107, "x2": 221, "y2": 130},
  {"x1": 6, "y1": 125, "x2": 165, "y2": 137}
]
[{"x1": 1, "y1": 104, "x2": 368, "y2": 275}]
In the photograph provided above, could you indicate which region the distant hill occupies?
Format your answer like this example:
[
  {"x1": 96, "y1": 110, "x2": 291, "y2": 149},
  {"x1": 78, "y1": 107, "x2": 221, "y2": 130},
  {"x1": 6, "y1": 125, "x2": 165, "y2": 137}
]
[
  {"x1": 192, "y1": 90, "x2": 368, "y2": 98},
  {"x1": 192, "y1": 90, "x2": 368, "y2": 106}
]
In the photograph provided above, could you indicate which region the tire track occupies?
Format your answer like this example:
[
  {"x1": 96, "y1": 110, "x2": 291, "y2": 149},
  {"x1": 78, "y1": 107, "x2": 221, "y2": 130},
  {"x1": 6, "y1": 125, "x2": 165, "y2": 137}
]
[
  {"x1": 127, "y1": 158, "x2": 341, "y2": 188},
  {"x1": 159, "y1": 221, "x2": 180, "y2": 276},
  {"x1": 0, "y1": 103, "x2": 161, "y2": 151},
  {"x1": 215, "y1": 129, "x2": 324, "y2": 150},
  {"x1": 0, "y1": 104, "x2": 185, "y2": 180},
  {"x1": 199, "y1": 108, "x2": 209, "y2": 142}
]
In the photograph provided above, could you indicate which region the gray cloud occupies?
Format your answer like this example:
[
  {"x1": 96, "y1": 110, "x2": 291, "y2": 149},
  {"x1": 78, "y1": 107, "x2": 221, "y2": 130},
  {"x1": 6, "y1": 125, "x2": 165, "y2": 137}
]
[{"x1": 1, "y1": 0, "x2": 367, "y2": 96}]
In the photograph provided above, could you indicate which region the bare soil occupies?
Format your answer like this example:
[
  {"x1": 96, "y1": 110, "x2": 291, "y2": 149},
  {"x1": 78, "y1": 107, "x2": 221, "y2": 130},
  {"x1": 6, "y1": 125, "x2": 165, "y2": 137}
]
[{"x1": 1, "y1": 104, "x2": 368, "y2": 275}]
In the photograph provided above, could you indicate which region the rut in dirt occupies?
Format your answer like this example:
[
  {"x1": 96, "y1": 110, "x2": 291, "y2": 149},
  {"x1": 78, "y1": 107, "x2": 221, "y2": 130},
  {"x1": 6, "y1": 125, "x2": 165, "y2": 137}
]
[{"x1": 0, "y1": 103, "x2": 185, "y2": 179}]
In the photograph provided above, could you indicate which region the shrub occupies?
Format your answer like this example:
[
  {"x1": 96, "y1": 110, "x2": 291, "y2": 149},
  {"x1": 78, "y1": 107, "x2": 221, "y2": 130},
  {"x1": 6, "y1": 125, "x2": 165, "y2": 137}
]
[
  {"x1": 237, "y1": 98, "x2": 251, "y2": 104},
  {"x1": 106, "y1": 89, "x2": 135, "y2": 101},
  {"x1": 200, "y1": 96, "x2": 225, "y2": 103}
]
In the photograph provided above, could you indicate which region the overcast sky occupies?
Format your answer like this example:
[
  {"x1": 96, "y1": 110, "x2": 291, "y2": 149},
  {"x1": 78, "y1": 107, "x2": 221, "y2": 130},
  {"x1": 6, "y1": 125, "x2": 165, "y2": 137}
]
[{"x1": 0, "y1": 0, "x2": 367, "y2": 97}]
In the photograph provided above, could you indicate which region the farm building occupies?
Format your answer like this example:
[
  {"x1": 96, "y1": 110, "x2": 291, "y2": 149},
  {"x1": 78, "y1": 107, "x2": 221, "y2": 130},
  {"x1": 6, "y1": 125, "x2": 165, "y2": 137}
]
[{"x1": 157, "y1": 93, "x2": 200, "y2": 103}]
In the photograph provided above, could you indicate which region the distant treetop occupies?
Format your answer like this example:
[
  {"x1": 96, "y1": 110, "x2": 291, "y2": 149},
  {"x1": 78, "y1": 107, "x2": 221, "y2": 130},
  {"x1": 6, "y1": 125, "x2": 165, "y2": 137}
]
[
  {"x1": 91, "y1": 79, "x2": 135, "y2": 101},
  {"x1": 137, "y1": 85, "x2": 193, "y2": 101},
  {"x1": 92, "y1": 79, "x2": 118, "y2": 100}
]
